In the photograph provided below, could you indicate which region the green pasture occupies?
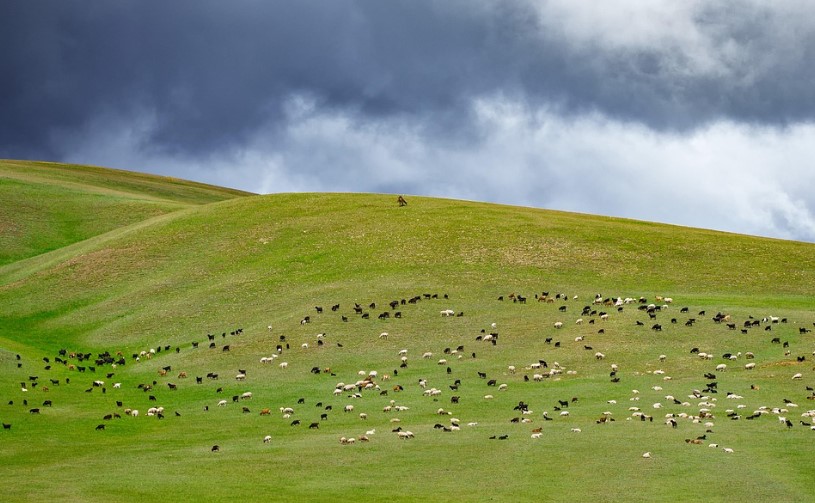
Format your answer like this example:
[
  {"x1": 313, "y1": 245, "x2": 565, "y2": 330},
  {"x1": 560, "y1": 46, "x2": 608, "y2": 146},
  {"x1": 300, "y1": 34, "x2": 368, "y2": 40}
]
[{"x1": 0, "y1": 161, "x2": 813, "y2": 502}]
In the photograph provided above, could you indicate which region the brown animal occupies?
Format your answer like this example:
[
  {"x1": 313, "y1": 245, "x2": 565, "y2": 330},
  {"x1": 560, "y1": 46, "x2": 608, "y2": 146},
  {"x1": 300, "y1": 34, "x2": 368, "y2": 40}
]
[
  {"x1": 260, "y1": 408, "x2": 271, "y2": 416},
  {"x1": 397, "y1": 195, "x2": 407, "y2": 207}
]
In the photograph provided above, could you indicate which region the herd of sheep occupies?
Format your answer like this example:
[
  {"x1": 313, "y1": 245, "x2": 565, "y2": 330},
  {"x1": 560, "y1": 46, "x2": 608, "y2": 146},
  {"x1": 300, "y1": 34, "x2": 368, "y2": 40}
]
[{"x1": 3, "y1": 290, "x2": 814, "y2": 460}]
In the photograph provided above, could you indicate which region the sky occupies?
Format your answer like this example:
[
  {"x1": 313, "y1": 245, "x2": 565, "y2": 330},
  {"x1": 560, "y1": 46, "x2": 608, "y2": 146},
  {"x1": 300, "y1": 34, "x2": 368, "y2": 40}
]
[{"x1": 3, "y1": 1, "x2": 815, "y2": 242}]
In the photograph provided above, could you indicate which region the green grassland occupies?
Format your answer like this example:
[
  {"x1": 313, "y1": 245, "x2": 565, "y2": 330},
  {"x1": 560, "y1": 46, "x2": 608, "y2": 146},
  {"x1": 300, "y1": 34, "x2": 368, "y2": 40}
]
[
  {"x1": 1, "y1": 162, "x2": 814, "y2": 502},
  {"x1": 0, "y1": 159, "x2": 250, "y2": 266}
]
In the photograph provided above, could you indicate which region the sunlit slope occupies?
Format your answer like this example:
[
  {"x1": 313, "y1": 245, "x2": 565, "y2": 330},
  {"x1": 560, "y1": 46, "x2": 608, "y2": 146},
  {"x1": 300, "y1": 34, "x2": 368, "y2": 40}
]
[
  {"x1": 0, "y1": 160, "x2": 252, "y2": 265},
  {"x1": 1, "y1": 192, "x2": 813, "y2": 352}
]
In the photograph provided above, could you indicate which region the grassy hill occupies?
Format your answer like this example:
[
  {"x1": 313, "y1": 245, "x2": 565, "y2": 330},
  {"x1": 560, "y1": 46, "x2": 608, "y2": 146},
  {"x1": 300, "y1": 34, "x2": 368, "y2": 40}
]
[
  {"x1": 0, "y1": 159, "x2": 251, "y2": 266},
  {"x1": 1, "y1": 163, "x2": 814, "y2": 502}
]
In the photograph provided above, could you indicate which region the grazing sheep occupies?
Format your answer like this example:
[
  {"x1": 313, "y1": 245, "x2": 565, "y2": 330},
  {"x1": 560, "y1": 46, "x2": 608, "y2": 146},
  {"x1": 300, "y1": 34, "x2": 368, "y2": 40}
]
[
  {"x1": 263, "y1": 435, "x2": 272, "y2": 443},
  {"x1": 642, "y1": 452, "x2": 651, "y2": 458},
  {"x1": 553, "y1": 322, "x2": 563, "y2": 329}
]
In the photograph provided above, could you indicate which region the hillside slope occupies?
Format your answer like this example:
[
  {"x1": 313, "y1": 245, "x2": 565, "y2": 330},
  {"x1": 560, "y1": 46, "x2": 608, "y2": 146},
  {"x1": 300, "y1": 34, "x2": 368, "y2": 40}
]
[
  {"x1": 0, "y1": 160, "x2": 252, "y2": 266},
  {"x1": 1, "y1": 165, "x2": 815, "y2": 502},
  {"x1": 2, "y1": 191, "x2": 813, "y2": 353}
]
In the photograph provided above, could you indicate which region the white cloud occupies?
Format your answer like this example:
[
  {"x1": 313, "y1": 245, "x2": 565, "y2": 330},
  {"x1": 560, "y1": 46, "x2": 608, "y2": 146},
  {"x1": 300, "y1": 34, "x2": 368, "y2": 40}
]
[
  {"x1": 528, "y1": 0, "x2": 815, "y2": 89},
  {"x1": 60, "y1": 95, "x2": 815, "y2": 242}
]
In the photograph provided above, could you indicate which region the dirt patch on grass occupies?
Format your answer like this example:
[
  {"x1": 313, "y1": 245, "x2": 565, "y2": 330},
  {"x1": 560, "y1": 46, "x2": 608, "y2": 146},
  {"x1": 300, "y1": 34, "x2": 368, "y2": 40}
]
[
  {"x1": 51, "y1": 245, "x2": 151, "y2": 284},
  {"x1": 765, "y1": 360, "x2": 806, "y2": 368}
]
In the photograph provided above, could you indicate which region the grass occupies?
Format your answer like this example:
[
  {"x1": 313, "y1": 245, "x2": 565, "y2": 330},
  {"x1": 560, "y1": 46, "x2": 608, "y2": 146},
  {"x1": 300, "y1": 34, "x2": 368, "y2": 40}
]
[
  {"x1": 0, "y1": 163, "x2": 814, "y2": 502},
  {"x1": 0, "y1": 159, "x2": 250, "y2": 265}
]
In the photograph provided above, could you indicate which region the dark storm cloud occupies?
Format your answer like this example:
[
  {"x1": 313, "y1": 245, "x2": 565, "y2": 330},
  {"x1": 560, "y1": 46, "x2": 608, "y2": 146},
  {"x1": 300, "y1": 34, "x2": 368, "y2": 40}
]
[{"x1": 3, "y1": 1, "x2": 815, "y2": 161}]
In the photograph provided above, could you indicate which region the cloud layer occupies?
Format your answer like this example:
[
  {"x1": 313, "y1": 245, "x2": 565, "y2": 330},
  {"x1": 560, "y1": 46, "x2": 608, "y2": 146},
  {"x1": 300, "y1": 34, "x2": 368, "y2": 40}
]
[{"x1": 3, "y1": 1, "x2": 815, "y2": 241}]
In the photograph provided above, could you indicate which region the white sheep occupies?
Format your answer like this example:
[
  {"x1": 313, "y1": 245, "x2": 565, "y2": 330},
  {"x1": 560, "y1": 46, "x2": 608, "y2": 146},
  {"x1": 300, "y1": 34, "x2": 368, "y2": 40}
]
[
  {"x1": 279, "y1": 362, "x2": 288, "y2": 369},
  {"x1": 553, "y1": 322, "x2": 563, "y2": 329},
  {"x1": 263, "y1": 435, "x2": 272, "y2": 443}
]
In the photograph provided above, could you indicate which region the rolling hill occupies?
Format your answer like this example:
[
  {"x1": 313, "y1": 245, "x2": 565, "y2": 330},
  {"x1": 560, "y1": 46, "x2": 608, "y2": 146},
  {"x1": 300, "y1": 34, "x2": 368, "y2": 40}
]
[
  {"x1": 0, "y1": 159, "x2": 251, "y2": 266},
  {"x1": 1, "y1": 161, "x2": 813, "y2": 502}
]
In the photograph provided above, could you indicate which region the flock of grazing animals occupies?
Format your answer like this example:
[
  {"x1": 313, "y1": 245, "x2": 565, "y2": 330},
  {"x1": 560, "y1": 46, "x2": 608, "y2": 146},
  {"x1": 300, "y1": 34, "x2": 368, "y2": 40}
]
[{"x1": 3, "y1": 290, "x2": 813, "y2": 460}]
